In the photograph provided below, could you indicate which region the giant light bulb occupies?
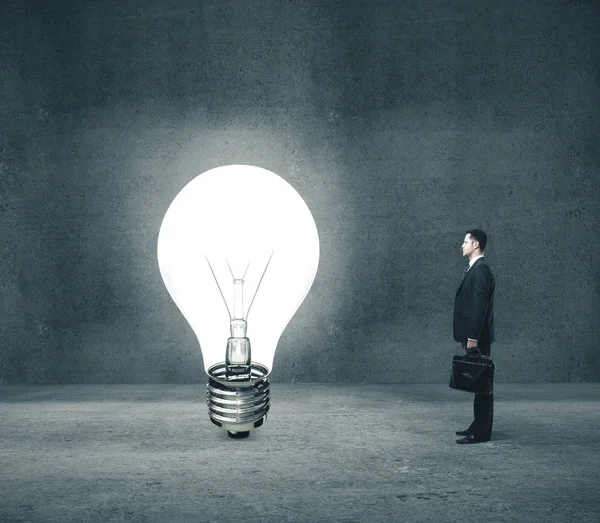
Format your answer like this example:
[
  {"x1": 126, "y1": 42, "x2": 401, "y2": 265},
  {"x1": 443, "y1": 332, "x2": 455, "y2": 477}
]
[{"x1": 157, "y1": 165, "x2": 319, "y2": 437}]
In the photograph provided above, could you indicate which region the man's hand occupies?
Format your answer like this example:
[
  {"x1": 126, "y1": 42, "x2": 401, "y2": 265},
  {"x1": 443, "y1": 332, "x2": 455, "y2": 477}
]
[{"x1": 466, "y1": 339, "x2": 478, "y2": 349}]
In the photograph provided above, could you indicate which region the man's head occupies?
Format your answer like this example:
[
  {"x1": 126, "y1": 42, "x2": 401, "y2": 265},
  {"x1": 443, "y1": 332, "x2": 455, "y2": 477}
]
[{"x1": 462, "y1": 229, "x2": 487, "y2": 259}]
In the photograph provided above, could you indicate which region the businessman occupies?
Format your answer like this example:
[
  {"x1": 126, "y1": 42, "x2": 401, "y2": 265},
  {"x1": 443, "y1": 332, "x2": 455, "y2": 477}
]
[{"x1": 453, "y1": 229, "x2": 495, "y2": 444}]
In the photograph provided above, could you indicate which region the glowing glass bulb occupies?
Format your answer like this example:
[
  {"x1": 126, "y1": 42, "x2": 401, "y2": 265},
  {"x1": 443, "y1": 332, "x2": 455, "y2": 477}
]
[{"x1": 157, "y1": 165, "x2": 320, "y2": 437}]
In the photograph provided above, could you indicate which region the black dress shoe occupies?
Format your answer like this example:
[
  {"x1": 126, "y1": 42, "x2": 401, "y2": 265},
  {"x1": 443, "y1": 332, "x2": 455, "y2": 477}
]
[
  {"x1": 456, "y1": 434, "x2": 490, "y2": 444},
  {"x1": 455, "y1": 429, "x2": 471, "y2": 436}
]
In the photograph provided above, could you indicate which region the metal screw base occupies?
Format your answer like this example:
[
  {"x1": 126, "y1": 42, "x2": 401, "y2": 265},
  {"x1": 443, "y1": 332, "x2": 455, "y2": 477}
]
[{"x1": 206, "y1": 362, "x2": 270, "y2": 435}]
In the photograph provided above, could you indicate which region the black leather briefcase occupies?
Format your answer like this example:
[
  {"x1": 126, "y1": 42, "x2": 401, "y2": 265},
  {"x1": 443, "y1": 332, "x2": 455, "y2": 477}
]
[{"x1": 449, "y1": 349, "x2": 495, "y2": 394}]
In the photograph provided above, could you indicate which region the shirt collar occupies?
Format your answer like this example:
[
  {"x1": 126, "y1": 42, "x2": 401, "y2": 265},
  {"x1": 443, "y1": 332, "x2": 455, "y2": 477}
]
[{"x1": 469, "y1": 254, "x2": 485, "y2": 268}]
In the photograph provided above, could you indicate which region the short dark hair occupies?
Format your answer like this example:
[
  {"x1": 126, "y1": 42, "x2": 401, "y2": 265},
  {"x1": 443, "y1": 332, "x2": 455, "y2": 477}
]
[{"x1": 466, "y1": 229, "x2": 487, "y2": 252}]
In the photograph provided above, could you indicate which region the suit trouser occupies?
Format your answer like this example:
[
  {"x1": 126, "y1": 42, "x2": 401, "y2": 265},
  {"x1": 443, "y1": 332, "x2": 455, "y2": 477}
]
[{"x1": 470, "y1": 342, "x2": 493, "y2": 439}]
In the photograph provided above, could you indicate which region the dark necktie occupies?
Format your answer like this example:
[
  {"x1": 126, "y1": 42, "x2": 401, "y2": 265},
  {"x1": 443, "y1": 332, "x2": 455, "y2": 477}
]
[{"x1": 462, "y1": 265, "x2": 470, "y2": 280}]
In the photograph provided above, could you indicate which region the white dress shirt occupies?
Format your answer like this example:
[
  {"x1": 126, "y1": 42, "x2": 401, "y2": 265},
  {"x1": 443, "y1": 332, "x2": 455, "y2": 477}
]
[
  {"x1": 468, "y1": 254, "x2": 484, "y2": 268},
  {"x1": 467, "y1": 255, "x2": 484, "y2": 342}
]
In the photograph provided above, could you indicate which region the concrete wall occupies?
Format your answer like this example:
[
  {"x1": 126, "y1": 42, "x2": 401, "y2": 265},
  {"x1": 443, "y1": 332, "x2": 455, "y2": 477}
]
[{"x1": 1, "y1": 0, "x2": 598, "y2": 384}]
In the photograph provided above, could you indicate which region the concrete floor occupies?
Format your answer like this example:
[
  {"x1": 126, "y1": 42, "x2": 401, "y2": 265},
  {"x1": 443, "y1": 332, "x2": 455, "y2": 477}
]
[{"x1": 1, "y1": 383, "x2": 599, "y2": 523}]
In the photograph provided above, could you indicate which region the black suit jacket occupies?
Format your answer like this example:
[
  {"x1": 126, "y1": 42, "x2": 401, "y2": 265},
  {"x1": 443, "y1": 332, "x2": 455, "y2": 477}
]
[{"x1": 453, "y1": 257, "x2": 495, "y2": 346}]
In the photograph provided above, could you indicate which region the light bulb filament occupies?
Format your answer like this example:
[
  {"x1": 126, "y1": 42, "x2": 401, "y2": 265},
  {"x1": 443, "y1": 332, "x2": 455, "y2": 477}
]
[
  {"x1": 226, "y1": 259, "x2": 251, "y2": 281},
  {"x1": 206, "y1": 252, "x2": 275, "y2": 381},
  {"x1": 205, "y1": 252, "x2": 275, "y2": 321}
]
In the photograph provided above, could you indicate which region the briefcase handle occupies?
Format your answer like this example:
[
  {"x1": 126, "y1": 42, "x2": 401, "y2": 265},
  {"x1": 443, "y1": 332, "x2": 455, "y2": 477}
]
[{"x1": 465, "y1": 346, "x2": 483, "y2": 357}]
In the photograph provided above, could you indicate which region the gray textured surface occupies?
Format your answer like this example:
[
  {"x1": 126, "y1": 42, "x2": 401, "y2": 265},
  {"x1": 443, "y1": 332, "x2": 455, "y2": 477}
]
[
  {"x1": 1, "y1": 383, "x2": 600, "y2": 522},
  {"x1": 0, "y1": 0, "x2": 599, "y2": 384}
]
